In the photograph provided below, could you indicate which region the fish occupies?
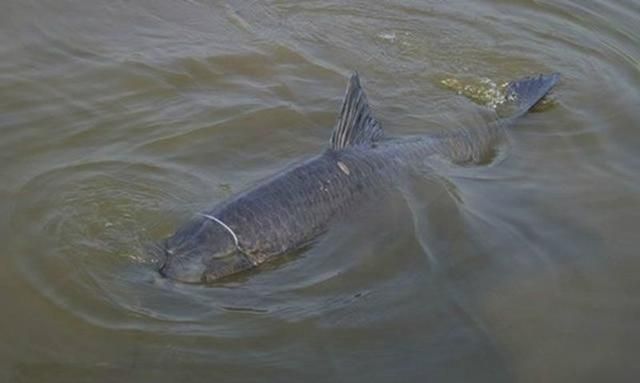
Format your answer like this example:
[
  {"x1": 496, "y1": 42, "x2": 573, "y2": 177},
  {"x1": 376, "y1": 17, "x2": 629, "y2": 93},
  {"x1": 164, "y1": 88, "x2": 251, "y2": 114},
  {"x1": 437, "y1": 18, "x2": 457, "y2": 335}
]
[{"x1": 158, "y1": 72, "x2": 560, "y2": 283}]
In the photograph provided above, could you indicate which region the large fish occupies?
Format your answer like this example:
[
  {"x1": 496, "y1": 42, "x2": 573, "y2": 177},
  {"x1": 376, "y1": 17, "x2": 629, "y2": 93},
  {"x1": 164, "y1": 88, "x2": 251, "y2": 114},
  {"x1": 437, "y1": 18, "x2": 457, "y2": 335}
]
[{"x1": 158, "y1": 72, "x2": 559, "y2": 283}]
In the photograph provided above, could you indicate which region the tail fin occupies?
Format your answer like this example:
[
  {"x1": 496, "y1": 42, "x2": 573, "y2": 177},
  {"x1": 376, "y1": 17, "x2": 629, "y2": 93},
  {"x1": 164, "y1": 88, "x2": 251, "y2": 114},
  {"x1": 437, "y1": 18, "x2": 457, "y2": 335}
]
[{"x1": 506, "y1": 73, "x2": 560, "y2": 118}]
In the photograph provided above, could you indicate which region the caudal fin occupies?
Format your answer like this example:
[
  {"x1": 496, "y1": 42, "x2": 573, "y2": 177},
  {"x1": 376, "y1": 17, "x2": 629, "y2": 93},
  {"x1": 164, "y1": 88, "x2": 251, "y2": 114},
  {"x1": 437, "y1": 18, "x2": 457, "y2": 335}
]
[{"x1": 506, "y1": 73, "x2": 560, "y2": 118}]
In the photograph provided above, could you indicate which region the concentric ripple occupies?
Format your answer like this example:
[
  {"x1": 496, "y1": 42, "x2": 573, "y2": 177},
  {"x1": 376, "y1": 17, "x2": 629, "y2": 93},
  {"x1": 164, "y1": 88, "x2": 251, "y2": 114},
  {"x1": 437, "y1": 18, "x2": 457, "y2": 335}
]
[
  {"x1": 9, "y1": 158, "x2": 444, "y2": 338},
  {"x1": 2, "y1": 0, "x2": 640, "y2": 380}
]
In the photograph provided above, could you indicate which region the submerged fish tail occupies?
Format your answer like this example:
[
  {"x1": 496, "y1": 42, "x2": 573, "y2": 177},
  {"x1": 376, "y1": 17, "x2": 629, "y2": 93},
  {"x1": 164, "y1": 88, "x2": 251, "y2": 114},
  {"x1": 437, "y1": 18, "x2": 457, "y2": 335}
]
[{"x1": 506, "y1": 73, "x2": 560, "y2": 119}]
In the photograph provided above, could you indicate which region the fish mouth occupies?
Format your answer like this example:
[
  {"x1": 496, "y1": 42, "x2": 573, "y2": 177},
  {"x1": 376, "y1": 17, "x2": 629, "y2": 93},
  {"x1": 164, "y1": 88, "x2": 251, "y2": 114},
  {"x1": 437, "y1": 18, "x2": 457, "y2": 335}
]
[
  {"x1": 157, "y1": 246, "x2": 209, "y2": 284},
  {"x1": 157, "y1": 246, "x2": 256, "y2": 284},
  {"x1": 158, "y1": 259, "x2": 206, "y2": 284}
]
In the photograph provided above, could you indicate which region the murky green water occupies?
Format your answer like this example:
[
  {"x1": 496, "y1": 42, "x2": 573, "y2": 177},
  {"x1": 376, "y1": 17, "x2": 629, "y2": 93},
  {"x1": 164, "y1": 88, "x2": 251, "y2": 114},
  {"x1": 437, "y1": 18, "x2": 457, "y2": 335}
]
[{"x1": 2, "y1": 0, "x2": 640, "y2": 382}]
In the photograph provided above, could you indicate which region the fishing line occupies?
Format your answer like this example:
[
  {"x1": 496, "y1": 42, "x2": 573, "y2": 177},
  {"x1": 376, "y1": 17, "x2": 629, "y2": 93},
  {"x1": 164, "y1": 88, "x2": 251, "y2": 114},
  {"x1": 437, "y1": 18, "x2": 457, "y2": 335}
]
[
  {"x1": 198, "y1": 213, "x2": 240, "y2": 248},
  {"x1": 198, "y1": 213, "x2": 258, "y2": 266}
]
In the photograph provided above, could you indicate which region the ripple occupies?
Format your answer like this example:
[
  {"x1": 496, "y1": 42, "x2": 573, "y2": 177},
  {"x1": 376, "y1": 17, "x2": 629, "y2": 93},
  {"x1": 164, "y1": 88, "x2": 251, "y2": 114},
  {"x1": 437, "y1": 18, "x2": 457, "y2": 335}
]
[
  {"x1": 3, "y1": 0, "x2": 640, "y2": 379},
  {"x1": 9, "y1": 160, "x2": 222, "y2": 329},
  {"x1": 9, "y1": 158, "x2": 434, "y2": 338}
]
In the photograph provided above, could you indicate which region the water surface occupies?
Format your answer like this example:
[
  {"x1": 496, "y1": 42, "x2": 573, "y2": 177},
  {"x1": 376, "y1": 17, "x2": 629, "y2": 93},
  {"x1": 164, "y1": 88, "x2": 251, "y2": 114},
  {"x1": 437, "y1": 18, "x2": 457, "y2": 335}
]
[{"x1": 2, "y1": 1, "x2": 640, "y2": 382}]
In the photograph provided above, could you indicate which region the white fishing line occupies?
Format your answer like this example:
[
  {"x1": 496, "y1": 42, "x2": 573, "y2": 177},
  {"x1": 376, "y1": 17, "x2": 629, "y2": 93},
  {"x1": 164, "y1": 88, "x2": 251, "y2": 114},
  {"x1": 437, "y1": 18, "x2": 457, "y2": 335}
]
[{"x1": 198, "y1": 213, "x2": 240, "y2": 248}]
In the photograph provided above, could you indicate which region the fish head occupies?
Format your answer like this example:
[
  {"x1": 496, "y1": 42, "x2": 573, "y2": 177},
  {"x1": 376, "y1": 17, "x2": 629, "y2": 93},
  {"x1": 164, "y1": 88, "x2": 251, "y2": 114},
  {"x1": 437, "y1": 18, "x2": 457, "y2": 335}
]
[{"x1": 158, "y1": 216, "x2": 250, "y2": 283}]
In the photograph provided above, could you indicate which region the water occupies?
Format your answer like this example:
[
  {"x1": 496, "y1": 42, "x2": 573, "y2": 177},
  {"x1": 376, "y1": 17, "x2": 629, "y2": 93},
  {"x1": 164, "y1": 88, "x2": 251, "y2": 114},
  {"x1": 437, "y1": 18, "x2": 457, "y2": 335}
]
[{"x1": 2, "y1": 0, "x2": 640, "y2": 382}]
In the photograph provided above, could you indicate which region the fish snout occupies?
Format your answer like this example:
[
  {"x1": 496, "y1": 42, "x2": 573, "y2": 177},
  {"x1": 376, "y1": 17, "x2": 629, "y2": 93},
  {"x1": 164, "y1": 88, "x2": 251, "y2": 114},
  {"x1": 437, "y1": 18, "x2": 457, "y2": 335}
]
[{"x1": 158, "y1": 248, "x2": 207, "y2": 284}]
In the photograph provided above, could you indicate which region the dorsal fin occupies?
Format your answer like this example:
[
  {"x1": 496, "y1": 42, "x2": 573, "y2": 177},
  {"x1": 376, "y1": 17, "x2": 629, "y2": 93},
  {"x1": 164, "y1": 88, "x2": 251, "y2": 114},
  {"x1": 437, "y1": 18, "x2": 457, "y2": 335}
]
[{"x1": 330, "y1": 72, "x2": 384, "y2": 150}]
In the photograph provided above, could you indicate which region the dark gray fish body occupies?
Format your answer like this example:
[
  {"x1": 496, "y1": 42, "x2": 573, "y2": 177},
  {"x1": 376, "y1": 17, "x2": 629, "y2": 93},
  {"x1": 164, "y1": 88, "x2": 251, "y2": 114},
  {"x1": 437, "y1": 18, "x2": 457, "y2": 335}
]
[{"x1": 159, "y1": 72, "x2": 560, "y2": 283}]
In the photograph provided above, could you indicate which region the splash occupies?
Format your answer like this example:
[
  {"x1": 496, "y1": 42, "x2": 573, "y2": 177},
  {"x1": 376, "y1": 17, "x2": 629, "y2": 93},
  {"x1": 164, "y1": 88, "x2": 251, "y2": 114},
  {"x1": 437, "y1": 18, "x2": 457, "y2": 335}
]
[
  {"x1": 439, "y1": 76, "x2": 509, "y2": 109},
  {"x1": 377, "y1": 31, "x2": 397, "y2": 43},
  {"x1": 439, "y1": 75, "x2": 556, "y2": 112}
]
